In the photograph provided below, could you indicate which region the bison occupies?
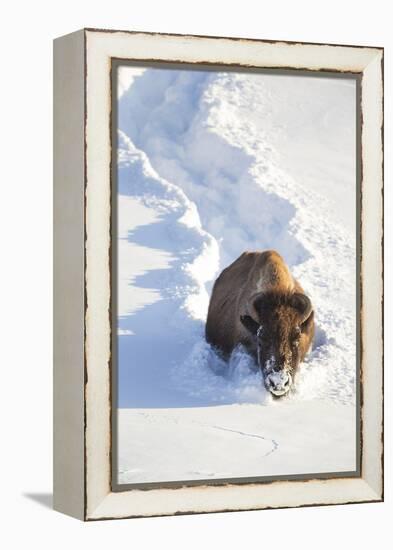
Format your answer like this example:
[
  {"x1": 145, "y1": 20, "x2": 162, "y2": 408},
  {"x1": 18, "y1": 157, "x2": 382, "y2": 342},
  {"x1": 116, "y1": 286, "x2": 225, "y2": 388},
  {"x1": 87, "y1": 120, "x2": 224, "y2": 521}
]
[{"x1": 205, "y1": 250, "x2": 314, "y2": 397}]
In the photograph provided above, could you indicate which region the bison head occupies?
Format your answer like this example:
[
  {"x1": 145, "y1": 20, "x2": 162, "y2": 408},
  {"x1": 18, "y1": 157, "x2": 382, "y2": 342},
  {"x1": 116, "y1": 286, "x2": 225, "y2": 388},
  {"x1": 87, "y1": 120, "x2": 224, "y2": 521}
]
[{"x1": 240, "y1": 292, "x2": 314, "y2": 397}]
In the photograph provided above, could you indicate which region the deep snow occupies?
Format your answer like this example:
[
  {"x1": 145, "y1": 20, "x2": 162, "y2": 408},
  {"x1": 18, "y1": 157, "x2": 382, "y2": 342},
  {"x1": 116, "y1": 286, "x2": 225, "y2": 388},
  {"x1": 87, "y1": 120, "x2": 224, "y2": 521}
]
[{"x1": 116, "y1": 66, "x2": 358, "y2": 484}]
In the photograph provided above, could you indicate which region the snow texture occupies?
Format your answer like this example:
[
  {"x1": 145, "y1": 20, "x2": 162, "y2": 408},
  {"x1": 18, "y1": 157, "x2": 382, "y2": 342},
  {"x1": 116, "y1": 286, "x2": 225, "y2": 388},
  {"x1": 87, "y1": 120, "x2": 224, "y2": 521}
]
[{"x1": 116, "y1": 66, "x2": 357, "y2": 483}]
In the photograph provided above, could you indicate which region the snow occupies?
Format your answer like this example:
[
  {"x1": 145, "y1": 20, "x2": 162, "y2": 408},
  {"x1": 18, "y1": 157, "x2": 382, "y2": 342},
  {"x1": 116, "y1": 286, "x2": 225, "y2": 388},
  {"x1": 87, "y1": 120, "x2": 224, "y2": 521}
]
[
  {"x1": 118, "y1": 402, "x2": 356, "y2": 483},
  {"x1": 116, "y1": 66, "x2": 358, "y2": 484},
  {"x1": 117, "y1": 66, "x2": 146, "y2": 99}
]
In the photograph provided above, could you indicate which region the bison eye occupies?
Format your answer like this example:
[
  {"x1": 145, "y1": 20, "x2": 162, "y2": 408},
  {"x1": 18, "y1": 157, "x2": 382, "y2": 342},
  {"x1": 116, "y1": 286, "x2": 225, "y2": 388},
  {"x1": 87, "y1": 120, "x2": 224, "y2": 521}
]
[{"x1": 292, "y1": 327, "x2": 301, "y2": 342}]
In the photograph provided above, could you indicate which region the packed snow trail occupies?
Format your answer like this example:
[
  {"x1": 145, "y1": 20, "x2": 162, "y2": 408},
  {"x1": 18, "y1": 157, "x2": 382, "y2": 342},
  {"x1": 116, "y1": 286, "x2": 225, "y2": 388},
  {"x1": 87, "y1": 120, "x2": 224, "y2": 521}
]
[{"x1": 116, "y1": 67, "x2": 357, "y2": 483}]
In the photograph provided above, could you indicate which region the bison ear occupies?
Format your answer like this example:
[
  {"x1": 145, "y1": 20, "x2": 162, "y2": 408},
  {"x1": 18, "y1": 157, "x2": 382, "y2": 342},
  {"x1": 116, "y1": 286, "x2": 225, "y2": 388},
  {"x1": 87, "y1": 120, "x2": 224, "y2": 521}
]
[
  {"x1": 290, "y1": 293, "x2": 313, "y2": 323},
  {"x1": 240, "y1": 314, "x2": 260, "y2": 336}
]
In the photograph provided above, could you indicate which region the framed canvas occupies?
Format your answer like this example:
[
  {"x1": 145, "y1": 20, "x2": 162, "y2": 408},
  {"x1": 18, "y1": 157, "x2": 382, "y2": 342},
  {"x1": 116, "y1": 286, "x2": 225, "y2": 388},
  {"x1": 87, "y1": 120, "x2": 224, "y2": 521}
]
[{"x1": 53, "y1": 28, "x2": 384, "y2": 521}]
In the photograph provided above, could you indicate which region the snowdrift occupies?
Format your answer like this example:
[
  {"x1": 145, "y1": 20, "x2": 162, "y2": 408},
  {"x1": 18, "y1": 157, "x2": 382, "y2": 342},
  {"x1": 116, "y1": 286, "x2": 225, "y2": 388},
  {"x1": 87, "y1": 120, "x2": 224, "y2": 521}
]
[{"x1": 116, "y1": 67, "x2": 357, "y2": 483}]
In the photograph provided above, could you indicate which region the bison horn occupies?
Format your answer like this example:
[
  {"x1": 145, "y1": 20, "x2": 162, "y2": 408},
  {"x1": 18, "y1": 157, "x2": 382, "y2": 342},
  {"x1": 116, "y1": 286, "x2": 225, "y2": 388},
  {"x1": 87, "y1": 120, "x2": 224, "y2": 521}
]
[
  {"x1": 240, "y1": 314, "x2": 260, "y2": 335},
  {"x1": 290, "y1": 293, "x2": 313, "y2": 323},
  {"x1": 247, "y1": 292, "x2": 265, "y2": 319}
]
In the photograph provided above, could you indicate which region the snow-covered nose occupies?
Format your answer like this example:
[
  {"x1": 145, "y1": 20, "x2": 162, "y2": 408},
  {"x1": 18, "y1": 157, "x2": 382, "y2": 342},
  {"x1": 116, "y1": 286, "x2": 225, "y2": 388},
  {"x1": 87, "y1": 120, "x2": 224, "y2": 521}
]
[{"x1": 265, "y1": 370, "x2": 292, "y2": 396}]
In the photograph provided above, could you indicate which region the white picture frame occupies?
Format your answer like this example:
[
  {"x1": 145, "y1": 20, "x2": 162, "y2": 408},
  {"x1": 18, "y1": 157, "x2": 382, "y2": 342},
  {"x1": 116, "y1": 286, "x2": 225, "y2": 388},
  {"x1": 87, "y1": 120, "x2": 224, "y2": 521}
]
[{"x1": 53, "y1": 28, "x2": 383, "y2": 521}]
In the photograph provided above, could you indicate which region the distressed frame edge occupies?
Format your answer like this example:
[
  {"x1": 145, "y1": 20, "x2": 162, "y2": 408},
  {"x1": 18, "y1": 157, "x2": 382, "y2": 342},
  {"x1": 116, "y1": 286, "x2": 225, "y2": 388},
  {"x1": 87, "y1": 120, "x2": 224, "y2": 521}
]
[
  {"x1": 82, "y1": 29, "x2": 383, "y2": 521},
  {"x1": 84, "y1": 26, "x2": 384, "y2": 53},
  {"x1": 53, "y1": 29, "x2": 86, "y2": 520},
  {"x1": 86, "y1": 479, "x2": 381, "y2": 521},
  {"x1": 358, "y1": 49, "x2": 384, "y2": 500}
]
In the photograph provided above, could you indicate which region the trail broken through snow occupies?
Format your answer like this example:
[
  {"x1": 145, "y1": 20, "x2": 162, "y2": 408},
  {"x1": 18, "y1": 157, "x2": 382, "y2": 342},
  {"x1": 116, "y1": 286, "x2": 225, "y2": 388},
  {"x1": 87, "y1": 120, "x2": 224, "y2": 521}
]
[
  {"x1": 116, "y1": 67, "x2": 357, "y2": 483},
  {"x1": 118, "y1": 68, "x2": 356, "y2": 408}
]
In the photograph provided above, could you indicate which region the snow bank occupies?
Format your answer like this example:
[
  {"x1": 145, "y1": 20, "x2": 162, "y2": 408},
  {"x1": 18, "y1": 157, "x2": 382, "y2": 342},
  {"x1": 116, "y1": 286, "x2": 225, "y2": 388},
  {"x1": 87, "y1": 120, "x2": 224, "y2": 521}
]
[{"x1": 116, "y1": 66, "x2": 357, "y2": 482}]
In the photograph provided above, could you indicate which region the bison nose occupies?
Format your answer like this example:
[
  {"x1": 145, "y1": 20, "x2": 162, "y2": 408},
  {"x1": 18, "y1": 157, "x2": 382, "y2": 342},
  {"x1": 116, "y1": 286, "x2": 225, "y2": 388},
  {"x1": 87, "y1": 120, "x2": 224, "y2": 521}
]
[
  {"x1": 271, "y1": 377, "x2": 290, "y2": 390},
  {"x1": 265, "y1": 371, "x2": 292, "y2": 397}
]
